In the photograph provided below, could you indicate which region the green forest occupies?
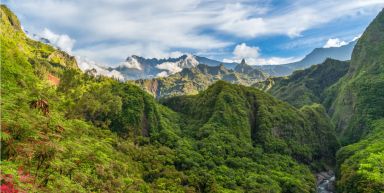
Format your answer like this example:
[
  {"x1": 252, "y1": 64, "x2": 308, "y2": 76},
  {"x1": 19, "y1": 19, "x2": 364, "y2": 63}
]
[{"x1": 1, "y1": 4, "x2": 383, "y2": 193}]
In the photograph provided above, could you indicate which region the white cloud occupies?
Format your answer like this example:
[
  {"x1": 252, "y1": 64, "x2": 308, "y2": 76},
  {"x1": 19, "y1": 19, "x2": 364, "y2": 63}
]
[
  {"x1": 225, "y1": 43, "x2": 301, "y2": 65},
  {"x1": 169, "y1": 51, "x2": 185, "y2": 58},
  {"x1": 5, "y1": 0, "x2": 384, "y2": 65},
  {"x1": 156, "y1": 71, "x2": 169, "y2": 77},
  {"x1": 76, "y1": 56, "x2": 124, "y2": 80},
  {"x1": 121, "y1": 57, "x2": 142, "y2": 70},
  {"x1": 323, "y1": 34, "x2": 361, "y2": 48},
  {"x1": 352, "y1": 34, "x2": 362, "y2": 41},
  {"x1": 75, "y1": 43, "x2": 192, "y2": 65},
  {"x1": 156, "y1": 62, "x2": 183, "y2": 74},
  {"x1": 40, "y1": 28, "x2": 75, "y2": 53},
  {"x1": 323, "y1": 38, "x2": 348, "y2": 48},
  {"x1": 233, "y1": 43, "x2": 260, "y2": 59},
  {"x1": 217, "y1": 1, "x2": 384, "y2": 38},
  {"x1": 6, "y1": 0, "x2": 233, "y2": 64}
]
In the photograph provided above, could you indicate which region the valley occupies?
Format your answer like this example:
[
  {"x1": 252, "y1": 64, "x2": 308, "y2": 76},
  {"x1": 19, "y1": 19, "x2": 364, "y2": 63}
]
[{"x1": 1, "y1": 3, "x2": 383, "y2": 193}]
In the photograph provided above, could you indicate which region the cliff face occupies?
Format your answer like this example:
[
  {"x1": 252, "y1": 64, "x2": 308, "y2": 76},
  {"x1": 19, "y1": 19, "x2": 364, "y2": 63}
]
[{"x1": 329, "y1": 9, "x2": 384, "y2": 144}]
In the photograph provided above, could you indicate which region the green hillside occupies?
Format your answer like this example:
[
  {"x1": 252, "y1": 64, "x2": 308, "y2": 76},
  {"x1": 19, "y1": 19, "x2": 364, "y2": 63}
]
[
  {"x1": 254, "y1": 58, "x2": 349, "y2": 108},
  {"x1": 256, "y1": 8, "x2": 384, "y2": 193},
  {"x1": 336, "y1": 119, "x2": 384, "y2": 193},
  {"x1": 163, "y1": 81, "x2": 338, "y2": 164},
  {"x1": 328, "y1": 9, "x2": 384, "y2": 144},
  {"x1": 332, "y1": 8, "x2": 384, "y2": 193},
  {"x1": 0, "y1": 5, "x2": 187, "y2": 192},
  {"x1": 0, "y1": 5, "x2": 341, "y2": 192},
  {"x1": 2, "y1": 4, "x2": 384, "y2": 193}
]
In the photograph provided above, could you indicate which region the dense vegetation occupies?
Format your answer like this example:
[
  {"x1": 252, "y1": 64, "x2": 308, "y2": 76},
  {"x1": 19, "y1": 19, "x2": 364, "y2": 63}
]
[
  {"x1": 336, "y1": 119, "x2": 384, "y2": 193},
  {"x1": 0, "y1": 5, "x2": 342, "y2": 192},
  {"x1": 328, "y1": 9, "x2": 384, "y2": 145},
  {"x1": 163, "y1": 81, "x2": 338, "y2": 165},
  {"x1": 254, "y1": 58, "x2": 349, "y2": 108},
  {"x1": 330, "y1": 8, "x2": 384, "y2": 193},
  {"x1": 0, "y1": 5, "x2": 188, "y2": 192},
  {"x1": 1, "y1": 4, "x2": 383, "y2": 193},
  {"x1": 261, "y1": 8, "x2": 384, "y2": 193}
]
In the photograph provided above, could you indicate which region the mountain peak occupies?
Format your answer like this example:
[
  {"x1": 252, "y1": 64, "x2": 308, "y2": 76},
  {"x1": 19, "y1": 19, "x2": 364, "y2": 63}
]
[
  {"x1": 235, "y1": 59, "x2": 253, "y2": 74},
  {"x1": 240, "y1": 58, "x2": 246, "y2": 65}
]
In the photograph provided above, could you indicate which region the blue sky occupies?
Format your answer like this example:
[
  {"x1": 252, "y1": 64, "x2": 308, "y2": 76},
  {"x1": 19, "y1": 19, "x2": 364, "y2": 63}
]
[{"x1": 4, "y1": 0, "x2": 384, "y2": 66}]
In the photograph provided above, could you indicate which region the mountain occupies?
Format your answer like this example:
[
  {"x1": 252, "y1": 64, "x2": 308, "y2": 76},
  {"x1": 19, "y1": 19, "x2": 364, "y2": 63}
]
[
  {"x1": 108, "y1": 54, "x2": 199, "y2": 80},
  {"x1": 255, "y1": 40, "x2": 356, "y2": 77},
  {"x1": 254, "y1": 58, "x2": 350, "y2": 108},
  {"x1": 113, "y1": 41, "x2": 356, "y2": 80},
  {"x1": 234, "y1": 59, "x2": 266, "y2": 78},
  {"x1": 328, "y1": 9, "x2": 384, "y2": 144},
  {"x1": 102, "y1": 54, "x2": 238, "y2": 80},
  {"x1": 1, "y1": 5, "x2": 340, "y2": 192},
  {"x1": 133, "y1": 62, "x2": 267, "y2": 98},
  {"x1": 162, "y1": 81, "x2": 339, "y2": 190},
  {"x1": 234, "y1": 59, "x2": 254, "y2": 73},
  {"x1": 255, "y1": 8, "x2": 384, "y2": 193},
  {"x1": 333, "y1": 9, "x2": 384, "y2": 192}
]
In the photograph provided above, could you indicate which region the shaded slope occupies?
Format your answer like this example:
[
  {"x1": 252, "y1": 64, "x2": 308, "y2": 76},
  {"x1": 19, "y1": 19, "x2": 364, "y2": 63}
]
[
  {"x1": 330, "y1": 9, "x2": 384, "y2": 193},
  {"x1": 0, "y1": 5, "x2": 188, "y2": 192},
  {"x1": 252, "y1": 9, "x2": 384, "y2": 193},
  {"x1": 163, "y1": 81, "x2": 339, "y2": 164},
  {"x1": 254, "y1": 58, "x2": 349, "y2": 108},
  {"x1": 328, "y1": 9, "x2": 384, "y2": 144}
]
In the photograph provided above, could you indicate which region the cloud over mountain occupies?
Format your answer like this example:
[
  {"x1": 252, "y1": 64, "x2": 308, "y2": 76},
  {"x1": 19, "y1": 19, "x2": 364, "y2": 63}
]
[
  {"x1": 323, "y1": 38, "x2": 348, "y2": 48},
  {"x1": 224, "y1": 43, "x2": 299, "y2": 65},
  {"x1": 39, "y1": 28, "x2": 75, "y2": 53},
  {"x1": 5, "y1": 0, "x2": 383, "y2": 65}
]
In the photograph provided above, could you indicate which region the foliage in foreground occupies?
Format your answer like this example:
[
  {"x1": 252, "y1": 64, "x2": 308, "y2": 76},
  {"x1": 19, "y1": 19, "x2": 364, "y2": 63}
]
[
  {"x1": 336, "y1": 119, "x2": 384, "y2": 193},
  {"x1": 0, "y1": 5, "x2": 341, "y2": 192}
]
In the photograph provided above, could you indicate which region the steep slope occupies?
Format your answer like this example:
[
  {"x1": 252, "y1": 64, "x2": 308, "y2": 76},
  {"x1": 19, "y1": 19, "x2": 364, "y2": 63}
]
[
  {"x1": 329, "y1": 9, "x2": 384, "y2": 193},
  {"x1": 328, "y1": 9, "x2": 384, "y2": 144},
  {"x1": 0, "y1": 5, "x2": 340, "y2": 192},
  {"x1": 163, "y1": 81, "x2": 339, "y2": 165},
  {"x1": 335, "y1": 119, "x2": 384, "y2": 193},
  {"x1": 134, "y1": 63, "x2": 266, "y2": 98},
  {"x1": 255, "y1": 41, "x2": 356, "y2": 77},
  {"x1": 234, "y1": 59, "x2": 254, "y2": 73},
  {"x1": 252, "y1": 9, "x2": 384, "y2": 193},
  {"x1": 161, "y1": 81, "x2": 339, "y2": 192},
  {"x1": 254, "y1": 58, "x2": 349, "y2": 108},
  {"x1": 1, "y1": 5, "x2": 188, "y2": 192}
]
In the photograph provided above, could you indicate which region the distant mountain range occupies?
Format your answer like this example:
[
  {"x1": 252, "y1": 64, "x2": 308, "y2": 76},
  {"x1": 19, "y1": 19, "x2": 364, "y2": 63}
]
[
  {"x1": 133, "y1": 60, "x2": 266, "y2": 98},
  {"x1": 110, "y1": 40, "x2": 356, "y2": 80},
  {"x1": 254, "y1": 40, "x2": 357, "y2": 76},
  {"x1": 105, "y1": 54, "x2": 237, "y2": 80},
  {"x1": 27, "y1": 24, "x2": 356, "y2": 80}
]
